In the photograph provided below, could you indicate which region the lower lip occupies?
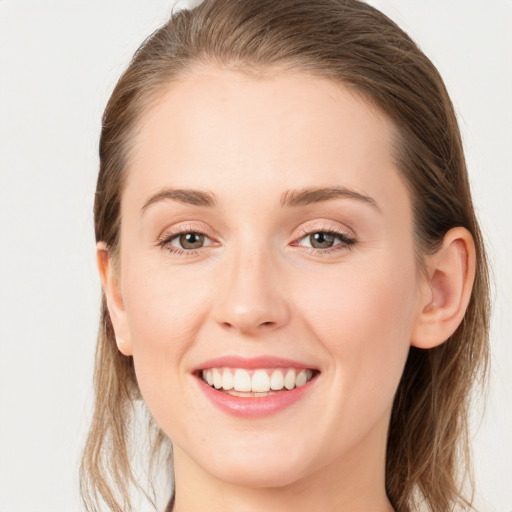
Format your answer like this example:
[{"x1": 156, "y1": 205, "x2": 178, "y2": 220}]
[{"x1": 195, "y1": 375, "x2": 317, "y2": 418}]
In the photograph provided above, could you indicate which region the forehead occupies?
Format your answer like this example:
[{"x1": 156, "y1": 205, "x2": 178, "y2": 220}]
[{"x1": 125, "y1": 67, "x2": 406, "y2": 214}]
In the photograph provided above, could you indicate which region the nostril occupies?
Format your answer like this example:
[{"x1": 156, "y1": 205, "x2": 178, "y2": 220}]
[{"x1": 220, "y1": 320, "x2": 275, "y2": 329}]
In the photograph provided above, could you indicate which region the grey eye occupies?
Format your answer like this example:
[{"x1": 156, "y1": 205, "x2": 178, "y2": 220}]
[
  {"x1": 178, "y1": 233, "x2": 205, "y2": 249},
  {"x1": 309, "y1": 232, "x2": 336, "y2": 249}
]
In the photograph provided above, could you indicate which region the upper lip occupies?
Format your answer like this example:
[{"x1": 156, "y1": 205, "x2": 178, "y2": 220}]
[{"x1": 194, "y1": 355, "x2": 319, "y2": 371}]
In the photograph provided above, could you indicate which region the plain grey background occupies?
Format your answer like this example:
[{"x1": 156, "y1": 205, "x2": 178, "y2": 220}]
[{"x1": 0, "y1": 1, "x2": 510, "y2": 510}]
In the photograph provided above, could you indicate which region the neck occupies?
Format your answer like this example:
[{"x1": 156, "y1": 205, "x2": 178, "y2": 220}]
[{"x1": 171, "y1": 422, "x2": 394, "y2": 512}]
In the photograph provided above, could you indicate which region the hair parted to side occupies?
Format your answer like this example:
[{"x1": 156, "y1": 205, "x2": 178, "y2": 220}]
[{"x1": 81, "y1": 1, "x2": 490, "y2": 511}]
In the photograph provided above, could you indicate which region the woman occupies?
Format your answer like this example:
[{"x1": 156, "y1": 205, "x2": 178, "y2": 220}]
[{"x1": 80, "y1": 1, "x2": 490, "y2": 511}]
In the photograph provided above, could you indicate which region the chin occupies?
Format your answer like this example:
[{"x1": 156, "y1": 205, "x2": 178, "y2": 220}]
[
  {"x1": 190, "y1": 442, "x2": 311, "y2": 489},
  {"x1": 210, "y1": 460, "x2": 306, "y2": 489}
]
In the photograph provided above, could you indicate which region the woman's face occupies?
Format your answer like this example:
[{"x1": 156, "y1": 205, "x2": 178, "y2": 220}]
[{"x1": 108, "y1": 68, "x2": 426, "y2": 489}]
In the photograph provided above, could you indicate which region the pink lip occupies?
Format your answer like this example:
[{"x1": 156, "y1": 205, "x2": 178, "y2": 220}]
[
  {"x1": 195, "y1": 355, "x2": 316, "y2": 371},
  {"x1": 195, "y1": 377, "x2": 317, "y2": 418},
  {"x1": 193, "y1": 355, "x2": 319, "y2": 418}
]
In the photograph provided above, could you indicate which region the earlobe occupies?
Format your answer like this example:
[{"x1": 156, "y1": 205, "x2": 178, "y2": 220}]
[
  {"x1": 96, "y1": 242, "x2": 133, "y2": 356},
  {"x1": 411, "y1": 227, "x2": 476, "y2": 349}
]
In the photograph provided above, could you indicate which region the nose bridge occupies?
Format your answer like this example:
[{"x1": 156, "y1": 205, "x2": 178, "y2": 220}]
[{"x1": 214, "y1": 238, "x2": 289, "y2": 334}]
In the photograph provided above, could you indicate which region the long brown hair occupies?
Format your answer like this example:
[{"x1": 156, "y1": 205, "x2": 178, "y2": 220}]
[{"x1": 81, "y1": 1, "x2": 490, "y2": 511}]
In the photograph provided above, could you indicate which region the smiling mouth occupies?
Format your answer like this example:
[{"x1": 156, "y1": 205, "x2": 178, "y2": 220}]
[{"x1": 198, "y1": 367, "x2": 318, "y2": 397}]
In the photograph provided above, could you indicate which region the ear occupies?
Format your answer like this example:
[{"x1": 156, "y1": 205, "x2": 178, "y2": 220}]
[
  {"x1": 411, "y1": 227, "x2": 476, "y2": 349},
  {"x1": 96, "y1": 242, "x2": 133, "y2": 356}
]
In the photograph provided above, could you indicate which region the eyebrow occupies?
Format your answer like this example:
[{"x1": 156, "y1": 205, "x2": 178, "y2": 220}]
[
  {"x1": 141, "y1": 186, "x2": 380, "y2": 212},
  {"x1": 280, "y1": 187, "x2": 381, "y2": 211},
  {"x1": 141, "y1": 188, "x2": 217, "y2": 211}
]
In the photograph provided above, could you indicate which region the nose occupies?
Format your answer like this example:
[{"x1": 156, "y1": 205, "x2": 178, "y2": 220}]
[{"x1": 213, "y1": 247, "x2": 290, "y2": 335}]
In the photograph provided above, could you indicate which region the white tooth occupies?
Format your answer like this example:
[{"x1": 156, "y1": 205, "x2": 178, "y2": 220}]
[
  {"x1": 270, "y1": 369, "x2": 285, "y2": 390},
  {"x1": 205, "y1": 369, "x2": 213, "y2": 386},
  {"x1": 213, "y1": 368, "x2": 223, "y2": 389},
  {"x1": 306, "y1": 370, "x2": 313, "y2": 381},
  {"x1": 233, "y1": 369, "x2": 251, "y2": 392},
  {"x1": 284, "y1": 369, "x2": 296, "y2": 390},
  {"x1": 222, "y1": 368, "x2": 234, "y2": 390},
  {"x1": 296, "y1": 370, "x2": 307, "y2": 387},
  {"x1": 252, "y1": 370, "x2": 271, "y2": 392}
]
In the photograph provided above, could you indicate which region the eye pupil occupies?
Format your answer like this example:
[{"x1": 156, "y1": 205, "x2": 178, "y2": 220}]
[
  {"x1": 310, "y1": 232, "x2": 335, "y2": 249},
  {"x1": 179, "y1": 233, "x2": 204, "y2": 249}
]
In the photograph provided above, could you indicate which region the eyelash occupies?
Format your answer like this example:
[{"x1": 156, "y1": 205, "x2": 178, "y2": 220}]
[
  {"x1": 157, "y1": 226, "x2": 356, "y2": 257},
  {"x1": 157, "y1": 224, "x2": 215, "y2": 256},
  {"x1": 292, "y1": 227, "x2": 356, "y2": 256}
]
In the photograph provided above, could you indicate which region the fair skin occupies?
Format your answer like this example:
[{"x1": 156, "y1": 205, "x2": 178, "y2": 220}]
[{"x1": 98, "y1": 67, "x2": 475, "y2": 512}]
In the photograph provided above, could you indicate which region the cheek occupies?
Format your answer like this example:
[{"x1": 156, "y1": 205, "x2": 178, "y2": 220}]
[
  {"x1": 122, "y1": 254, "x2": 211, "y2": 344},
  {"x1": 301, "y1": 258, "x2": 416, "y2": 335},
  {"x1": 119, "y1": 257, "x2": 213, "y2": 414},
  {"x1": 297, "y1": 256, "x2": 418, "y2": 391}
]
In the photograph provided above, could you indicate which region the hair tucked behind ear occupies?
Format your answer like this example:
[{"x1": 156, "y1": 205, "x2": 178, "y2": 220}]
[{"x1": 81, "y1": 1, "x2": 490, "y2": 510}]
